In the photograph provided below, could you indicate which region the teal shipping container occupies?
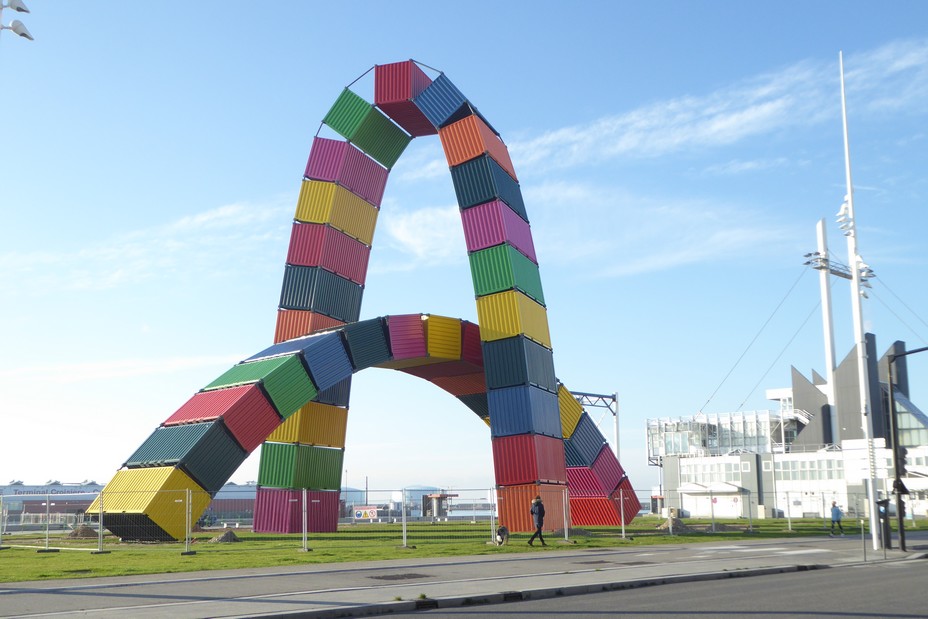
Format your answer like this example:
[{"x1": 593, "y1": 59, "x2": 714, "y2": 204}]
[
  {"x1": 469, "y1": 243, "x2": 545, "y2": 304},
  {"x1": 202, "y1": 355, "x2": 318, "y2": 420}
]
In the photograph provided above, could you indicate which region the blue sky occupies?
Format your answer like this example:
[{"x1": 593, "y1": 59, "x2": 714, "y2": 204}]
[{"x1": 2, "y1": 2, "x2": 927, "y2": 495}]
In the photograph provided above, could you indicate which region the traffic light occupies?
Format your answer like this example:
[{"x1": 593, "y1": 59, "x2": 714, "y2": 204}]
[{"x1": 896, "y1": 446, "x2": 909, "y2": 476}]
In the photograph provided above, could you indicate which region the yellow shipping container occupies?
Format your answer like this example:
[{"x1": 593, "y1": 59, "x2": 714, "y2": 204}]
[
  {"x1": 266, "y1": 402, "x2": 348, "y2": 448},
  {"x1": 475, "y1": 290, "x2": 551, "y2": 348},
  {"x1": 558, "y1": 383, "x2": 584, "y2": 438},
  {"x1": 294, "y1": 180, "x2": 378, "y2": 245},
  {"x1": 426, "y1": 314, "x2": 462, "y2": 360},
  {"x1": 87, "y1": 467, "x2": 211, "y2": 541}
]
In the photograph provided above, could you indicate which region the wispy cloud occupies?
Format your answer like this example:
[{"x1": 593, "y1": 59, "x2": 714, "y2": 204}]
[
  {"x1": 373, "y1": 204, "x2": 466, "y2": 272},
  {"x1": 702, "y1": 157, "x2": 791, "y2": 176}
]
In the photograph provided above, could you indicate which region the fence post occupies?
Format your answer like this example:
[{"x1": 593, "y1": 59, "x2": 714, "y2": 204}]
[
  {"x1": 619, "y1": 488, "x2": 626, "y2": 539},
  {"x1": 822, "y1": 493, "x2": 828, "y2": 529},
  {"x1": 747, "y1": 490, "x2": 753, "y2": 533},
  {"x1": 0, "y1": 495, "x2": 6, "y2": 550},
  {"x1": 37, "y1": 492, "x2": 59, "y2": 553},
  {"x1": 181, "y1": 488, "x2": 195, "y2": 556},
  {"x1": 563, "y1": 487, "x2": 569, "y2": 542},
  {"x1": 91, "y1": 489, "x2": 110, "y2": 554},
  {"x1": 401, "y1": 488, "x2": 408, "y2": 548},
  {"x1": 709, "y1": 490, "x2": 716, "y2": 532},
  {"x1": 490, "y1": 488, "x2": 496, "y2": 544},
  {"x1": 785, "y1": 490, "x2": 792, "y2": 532}
]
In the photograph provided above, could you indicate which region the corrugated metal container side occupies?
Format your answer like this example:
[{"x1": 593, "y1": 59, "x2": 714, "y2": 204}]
[
  {"x1": 563, "y1": 413, "x2": 607, "y2": 467},
  {"x1": 314, "y1": 376, "x2": 352, "y2": 407},
  {"x1": 202, "y1": 356, "x2": 318, "y2": 421},
  {"x1": 124, "y1": 421, "x2": 247, "y2": 494},
  {"x1": 613, "y1": 478, "x2": 641, "y2": 525},
  {"x1": 295, "y1": 181, "x2": 378, "y2": 245},
  {"x1": 347, "y1": 104, "x2": 411, "y2": 169},
  {"x1": 557, "y1": 383, "x2": 584, "y2": 439},
  {"x1": 496, "y1": 483, "x2": 566, "y2": 533},
  {"x1": 469, "y1": 244, "x2": 545, "y2": 305},
  {"x1": 87, "y1": 467, "x2": 212, "y2": 542},
  {"x1": 342, "y1": 318, "x2": 392, "y2": 369},
  {"x1": 438, "y1": 114, "x2": 517, "y2": 181},
  {"x1": 401, "y1": 359, "x2": 480, "y2": 381},
  {"x1": 279, "y1": 264, "x2": 317, "y2": 310},
  {"x1": 274, "y1": 309, "x2": 344, "y2": 344},
  {"x1": 457, "y1": 392, "x2": 490, "y2": 418},
  {"x1": 492, "y1": 433, "x2": 566, "y2": 486},
  {"x1": 475, "y1": 290, "x2": 552, "y2": 348},
  {"x1": 461, "y1": 199, "x2": 537, "y2": 263},
  {"x1": 310, "y1": 268, "x2": 364, "y2": 323},
  {"x1": 253, "y1": 487, "x2": 340, "y2": 533},
  {"x1": 304, "y1": 138, "x2": 388, "y2": 207},
  {"x1": 287, "y1": 223, "x2": 371, "y2": 285},
  {"x1": 323, "y1": 88, "x2": 371, "y2": 141},
  {"x1": 301, "y1": 331, "x2": 354, "y2": 392},
  {"x1": 487, "y1": 385, "x2": 562, "y2": 439},
  {"x1": 590, "y1": 444, "x2": 625, "y2": 497},
  {"x1": 431, "y1": 372, "x2": 486, "y2": 396},
  {"x1": 386, "y1": 314, "x2": 427, "y2": 360},
  {"x1": 412, "y1": 73, "x2": 467, "y2": 128},
  {"x1": 568, "y1": 496, "x2": 622, "y2": 527},
  {"x1": 299, "y1": 445, "x2": 344, "y2": 490},
  {"x1": 482, "y1": 335, "x2": 557, "y2": 393},
  {"x1": 162, "y1": 384, "x2": 253, "y2": 426},
  {"x1": 257, "y1": 442, "x2": 300, "y2": 489},
  {"x1": 450, "y1": 155, "x2": 528, "y2": 222},
  {"x1": 247, "y1": 331, "x2": 326, "y2": 363},
  {"x1": 374, "y1": 61, "x2": 436, "y2": 137},
  {"x1": 460, "y1": 320, "x2": 483, "y2": 367},
  {"x1": 340, "y1": 143, "x2": 389, "y2": 206},
  {"x1": 426, "y1": 314, "x2": 462, "y2": 360},
  {"x1": 566, "y1": 466, "x2": 607, "y2": 497},
  {"x1": 281, "y1": 401, "x2": 346, "y2": 447}
]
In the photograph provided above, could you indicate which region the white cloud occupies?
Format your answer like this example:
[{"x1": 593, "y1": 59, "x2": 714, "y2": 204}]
[{"x1": 377, "y1": 204, "x2": 465, "y2": 267}]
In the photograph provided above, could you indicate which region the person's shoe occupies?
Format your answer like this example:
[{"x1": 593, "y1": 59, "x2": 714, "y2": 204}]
[
  {"x1": 829, "y1": 533, "x2": 835, "y2": 537},
  {"x1": 541, "y1": 541, "x2": 547, "y2": 546},
  {"x1": 528, "y1": 540, "x2": 533, "y2": 546}
]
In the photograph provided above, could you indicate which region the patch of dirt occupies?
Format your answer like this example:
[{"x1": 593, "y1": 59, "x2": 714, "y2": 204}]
[
  {"x1": 209, "y1": 530, "x2": 241, "y2": 543},
  {"x1": 68, "y1": 524, "x2": 98, "y2": 538}
]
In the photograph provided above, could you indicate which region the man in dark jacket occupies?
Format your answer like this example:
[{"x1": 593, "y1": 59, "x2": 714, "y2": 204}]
[{"x1": 528, "y1": 495, "x2": 546, "y2": 546}]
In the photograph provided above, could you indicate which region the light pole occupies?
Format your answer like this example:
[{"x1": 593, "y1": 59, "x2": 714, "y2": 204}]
[
  {"x1": 0, "y1": 0, "x2": 34, "y2": 43},
  {"x1": 886, "y1": 345, "x2": 928, "y2": 552}
]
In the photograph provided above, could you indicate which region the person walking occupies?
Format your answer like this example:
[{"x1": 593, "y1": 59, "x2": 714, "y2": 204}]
[
  {"x1": 830, "y1": 501, "x2": 845, "y2": 536},
  {"x1": 528, "y1": 495, "x2": 546, "y2": 546}
]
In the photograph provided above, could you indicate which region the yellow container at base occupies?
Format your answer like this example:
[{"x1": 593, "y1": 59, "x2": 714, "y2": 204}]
[{"x1": 266, "y1": 402, "x2": 348, "y2": 448}]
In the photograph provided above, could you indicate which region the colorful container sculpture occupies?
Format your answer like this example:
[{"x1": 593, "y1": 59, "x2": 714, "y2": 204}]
[{"x1": 93, "y1": 61, "x2": 637, "y2": 541}]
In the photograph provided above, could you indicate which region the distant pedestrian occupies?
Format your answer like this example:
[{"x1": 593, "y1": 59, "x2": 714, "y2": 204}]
[
  {"x1": 528, "y1": 495, "x2": 546, "y2": 546},
  {"x1": 830, "y1": 501, "x2": 845, "y2": 536}
]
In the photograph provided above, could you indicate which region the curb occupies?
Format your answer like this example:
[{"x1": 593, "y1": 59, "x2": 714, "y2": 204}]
[{"x1": 238, "y1": 564, "x2": 827, "y2": 619}]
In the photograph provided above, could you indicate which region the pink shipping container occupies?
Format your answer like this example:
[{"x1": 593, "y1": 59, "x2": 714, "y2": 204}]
[
  {"x1": 252, "y1": 487, "x2": 340, "y2": 534},
  {"x1": 566, "y1": 466, "x2": 608, "y2": 498},
  {"x1": 374, "y1": 60, "x2": 436, "y2": 137},
  {"x1": 430, "y1": 372, "x2": 486, "y2": 396},
  {"x1": 492, "y1": 433, "x2": 567, "y2": 486},
  {"x1": 590, "y1": 444, "x2": 625, "y2": 496},
  {"x1": 304, "y1": 137, "x2": 389, "y2": 207},
  {"x1": 613, "y1": 477, "x2": 641, "y2": 521},
  {"x1": 162, "y1": 385, "x2": 282, "y2": 454},
  {"x1": 386, "y1": 314, "x2": 427, "y2": 360},
  {"x1": 461, "y1": 199, "x2": 537, "y2": 263},
  {"x1": 286, "y1": 222, "x2": 371, "y2": 285}
]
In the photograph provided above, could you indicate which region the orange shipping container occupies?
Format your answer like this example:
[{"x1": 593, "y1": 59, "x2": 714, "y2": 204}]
[
  {"x1": 438, "y1": 114, "x2": 517, "y2": 181},
  {"x1": 496, "y1": 482, "x2": 567, "y2": 533},
  {"x1": 274, "y1": 309, "x2": 345, "y2": 343}
]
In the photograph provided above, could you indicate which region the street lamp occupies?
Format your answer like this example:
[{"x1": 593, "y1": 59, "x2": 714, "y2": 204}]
[
  {"x1": 0, "y1": 0, "x2": 34, "y2": 42},
  {"x1": 886, "y1": 345, "x2": 928, "y2": 552}
]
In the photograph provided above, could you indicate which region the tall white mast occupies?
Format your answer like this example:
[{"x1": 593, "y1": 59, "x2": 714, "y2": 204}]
[
  {"x1": 815, "y1": 219, "x2": 838, "y2": 430},
  {"x1": 839, "y1": 50, "x2": 879, "y2": 551}
]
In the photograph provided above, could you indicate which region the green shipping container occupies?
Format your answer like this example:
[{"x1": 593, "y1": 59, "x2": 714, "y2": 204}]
[
  {"x1": 323, "y1": 88, "x2": 411, "y2": 169},
  {"x1": 258, "y1": 442, "x2": 344, "y2": 490},
  {"x1": 202, "y1": 355, "x2": 317, "y2": 420},
  {"x1": 469, "y1": 244, "x2": 545, "y2": 305}
]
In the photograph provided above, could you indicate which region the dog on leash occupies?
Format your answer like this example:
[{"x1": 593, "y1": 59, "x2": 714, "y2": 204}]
[{"x1": 495, "y1": 525, "x2": 510, "y2": 546}]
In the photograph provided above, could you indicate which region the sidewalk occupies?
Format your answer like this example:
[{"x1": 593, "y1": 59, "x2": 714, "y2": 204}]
[{"x1": 2, "y1": 532, "x2": 926, "y2": 618}]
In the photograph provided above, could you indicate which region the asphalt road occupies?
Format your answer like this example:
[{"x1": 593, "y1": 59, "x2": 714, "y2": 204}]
[{"x1": 391, "y1": 559, "x2": 928, "y2": 618}]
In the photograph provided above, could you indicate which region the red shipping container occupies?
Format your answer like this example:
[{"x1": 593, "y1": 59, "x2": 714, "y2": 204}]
[
  {"x1": 568, "y1": 481, "x2": 639, "y2": 527},
  {"x1": 304, "y1": 137, "x2": 389, "y2": 207},
  {"x1": 374, "y1": 60, "x2": 436, "y2": 137},
  {"x1": 439, "y1": 114, "x2": 517, "y2": 181},
  {"x1": 566, "y1": 466, "x2": 607, "y2": 498},
  {"x1": 461, "y1": 199, "x2": 537, "y2": 263},
  {"x1": 492, "y1": 433, "x2": 567, "y2": 486},
  {"x1": 613, "y1": 477, "x2": 640, "y2": 524},
  {"x1": 252, "y1": 487, "x2": 340, "y2": 534},
  {"x1": 286, "y1": 222, "x2": 371, "y2": 285},
  {"x1": 274, "y1": 309, "x2": 345, "y2": 344},
  {"x1": 497, "y1": 483, "x2": 567, "y2": 533},
  {"x1": 460, "y1": 321, "x2": 483, "y2": 367},
  {"x1": 590, "y1": 444, "x2": 626, "y2": 497},
  {"x1": 386, "y1": 314, "x2": 427, "y2": 360},
  {"x1": 162, "y1": 385, "x2": 282, "y2": 454},
  {"x1": 430, "y1": 372, "x2": 486, "y2": 396}
]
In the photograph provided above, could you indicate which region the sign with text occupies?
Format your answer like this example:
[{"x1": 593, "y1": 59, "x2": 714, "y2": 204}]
[{"x1": 354, "y1": 506, "x2": 378, "y2": 520}]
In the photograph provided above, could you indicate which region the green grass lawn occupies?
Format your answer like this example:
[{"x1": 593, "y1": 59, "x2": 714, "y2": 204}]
[{"x1": 0, "y1": 516, "x2": 912, "y2": 583}]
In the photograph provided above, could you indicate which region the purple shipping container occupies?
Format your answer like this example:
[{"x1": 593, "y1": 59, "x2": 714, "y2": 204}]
[
  {"x1": 461, "y1": 321, "x2": 483, "y2": 367},
  {"x1": 461, "y1": 199, "x2": 537, "y2": 263},
  {"x1": 162, "y1": 385, "x2": 281, "y2": 454},
  {"x1": 590, "y1": 444, "x2": 625, "y2": 497},
  {"x1": 304, "y1": 137, "x2": 388, "y2": 207},
  {"x1": 375, "y1": 61, "x2": 436, "y2": 137},
  {"x1": 287, "y1": 222, "x2": 371, "y2": 285},
  {"x1": 252, "y1": 487, "x2": 340, "y2": 534},
  {"x1": 386, "y1": 314, "x2": 427, "y2": 360}
]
